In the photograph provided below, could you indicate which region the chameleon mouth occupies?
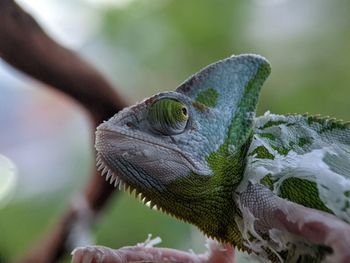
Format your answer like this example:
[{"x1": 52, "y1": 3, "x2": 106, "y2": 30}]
[
  {"x1": 95, "y1": 153, "x2": 156, "y2": 208},
  {"x1": 95, "y1": 128, "x2": 211, "y2": 178},
  {"x1": 94, "y1": 124, "x2": 211, "y2": 209}
]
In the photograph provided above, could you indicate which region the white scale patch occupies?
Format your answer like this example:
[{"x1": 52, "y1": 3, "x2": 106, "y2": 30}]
[
  {"x1": 233, "y1": 113, "x2": 350, "y2": 262},
  {"x1": 242, "y1": 113, "x2": 350, "y2": 223}
]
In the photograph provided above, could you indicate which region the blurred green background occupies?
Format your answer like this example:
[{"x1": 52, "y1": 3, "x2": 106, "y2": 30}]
[{"x1": 0, "y1": 0, "x2": 349, "y2": 262}]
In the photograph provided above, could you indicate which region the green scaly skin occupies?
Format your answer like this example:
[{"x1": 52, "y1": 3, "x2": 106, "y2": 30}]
[{"x1": 95, "y1": 54, "x2": 350, "y2": 262}]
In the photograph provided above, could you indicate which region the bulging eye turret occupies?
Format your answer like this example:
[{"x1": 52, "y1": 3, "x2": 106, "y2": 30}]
[{"x1": 147, "y1": 98, "x2": 189, "y2": 135}]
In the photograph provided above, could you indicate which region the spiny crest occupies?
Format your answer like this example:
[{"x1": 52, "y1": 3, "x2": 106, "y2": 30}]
[{"x1": 303, "y1": 113, "x2": 350, "y2": 129}]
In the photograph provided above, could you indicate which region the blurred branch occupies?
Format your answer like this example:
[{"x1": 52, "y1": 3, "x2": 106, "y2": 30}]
[
  {"x1": 0, "y1": 0, "x2": 128, "y2": 262},
  {"x1": 0, "y1": 0, "x2": 127, "y2": 123}
]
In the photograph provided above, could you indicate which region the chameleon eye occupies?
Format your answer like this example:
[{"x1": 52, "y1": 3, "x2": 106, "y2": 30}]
[
  {"x1": 182, "y1": 107, "x2": 187, "y2": 116},
  {"x1": 148, "y1": 98, "x2": 189, "y2": 135}
]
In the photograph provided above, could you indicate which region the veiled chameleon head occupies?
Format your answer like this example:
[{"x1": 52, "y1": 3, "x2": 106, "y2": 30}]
[{"x1": 95, "y1": 54, "x2": 270, "y2": 239}]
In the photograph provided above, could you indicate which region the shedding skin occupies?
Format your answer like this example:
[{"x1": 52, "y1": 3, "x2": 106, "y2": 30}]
[
  {"x1": 71, "y1": 237, "x2": 235, "y2": 263},
  {"x1": 70, "y1": 186, "x2": 350, "y2": 263},
  {"x1": 239, "y1": 183, "x2": 350, "y2": 263}
]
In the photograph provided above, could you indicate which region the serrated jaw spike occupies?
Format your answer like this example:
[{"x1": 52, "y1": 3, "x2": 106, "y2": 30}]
[
  {"x1": 129, "y1": 187, "x2": 135, "y2": 195},
  {"x1": 97, "y1": 163, "x2": 103, "y2": 172},
  {"x1": 101, "y1": 167, "x2": 108, "y2": 176},
  {"x1": 124, "y1": 183, "x2": 130, "y2": 192},
  {"x1": 142, "y1": 196, "x2": 151, "y2": 204},
  {"x1": 96, "y1": 156, "x2": 125, "y2": 190},
  {"x1": 96, "y1": 155, "x2": 104, "y2": 172},
  {"x1": 114, "y1": 177, "x2": 120, "y2": 187},
  {"x1": 106, "y1": 170, "x2": 113, "y2": 181},
  {"x1": 135, "y1": 189, "x2": 141, "y2": 197},
  {"x1": 109, "y1": 175, "x2": 116, "y2": 185},
  {"x1": 96, "y1": 158, "x2": 102, "y2": 167}
]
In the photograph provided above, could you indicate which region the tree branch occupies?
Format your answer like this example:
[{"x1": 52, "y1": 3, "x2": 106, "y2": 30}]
[{"x1": 0, "y1": 0, "x2": 128, "y2": 262}]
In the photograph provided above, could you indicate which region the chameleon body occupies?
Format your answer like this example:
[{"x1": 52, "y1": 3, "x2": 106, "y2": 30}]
[{"x1": 95, "y1": 54, "x2": 350, "y2": 262}]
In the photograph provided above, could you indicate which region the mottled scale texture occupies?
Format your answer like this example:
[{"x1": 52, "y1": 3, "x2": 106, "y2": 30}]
[
  {"x1": 176, "y1": 54, "x2": 270, "y2": 154},
  {"x1": 244, "y1": 113, "x2": 350, "y2": 223}
]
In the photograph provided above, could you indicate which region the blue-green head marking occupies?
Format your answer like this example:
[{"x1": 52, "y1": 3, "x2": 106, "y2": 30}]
[{"x1": 95, "y1": 54, "x2": 270, "y2": 242}]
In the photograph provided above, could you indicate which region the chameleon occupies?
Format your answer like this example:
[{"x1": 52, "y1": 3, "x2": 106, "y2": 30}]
[{"x1": 93, "y1": 54, "x2": 350, "y2": 262}]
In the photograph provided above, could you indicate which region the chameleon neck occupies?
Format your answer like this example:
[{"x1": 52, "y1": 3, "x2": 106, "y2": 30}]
[{"x1": 149, "y1": 141, "x2": 251, "y2": 249}]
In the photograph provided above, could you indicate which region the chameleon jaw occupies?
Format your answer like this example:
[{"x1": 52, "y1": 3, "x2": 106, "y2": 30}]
[
  {"x1": 95, "y1": 127, "x2": 212, "y2": 183},
  {"x1": 96, "y1": 153, "x2": 124, "y2": 190},
  {"x1": 95, "y1": 153, "x2": 157, "y2": 208}
]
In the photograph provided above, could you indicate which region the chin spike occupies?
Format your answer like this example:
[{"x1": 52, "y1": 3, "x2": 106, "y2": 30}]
[
  {"x1": 106, "y1": 170, "x2": 113, "y2": 181},
  {"x1": 97, "y1": 164, "x2": 103, "y2": 172},
  {"x1": 96, "y1": 157, "x2": 102, "y2": 167},
  {"x1": 124, "y1": 183, "x2": 130, "y2": 192},
  {"x1": 142, "y1": 196, "x2": 151, "y2": 204},
  {"x1": 109, "y1": 175, "x2": 116, "y2": 184},
  {"x1": 101, "y1": 167, "x2": 108, "y2": 176},
  {"x1": 150, "y1": 202, "x2": 157, "y2": 210},
  {"x1": 114, "y1": 177, "x2": 120, "y2": 188}
]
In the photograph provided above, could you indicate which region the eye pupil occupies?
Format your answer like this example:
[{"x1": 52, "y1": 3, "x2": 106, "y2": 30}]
[{"x1": 182, "y1": 107, "x2": 187, "y2": 116}]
